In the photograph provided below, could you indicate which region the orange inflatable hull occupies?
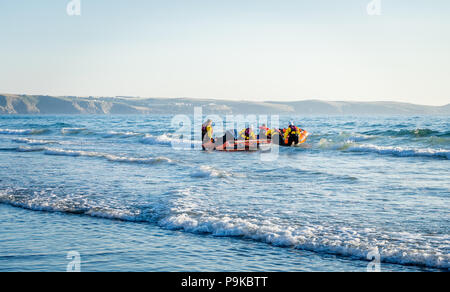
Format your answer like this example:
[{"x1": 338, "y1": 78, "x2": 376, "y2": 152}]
[{"x1": 204, "y1": 139, "x2": 271, "y2": 152}]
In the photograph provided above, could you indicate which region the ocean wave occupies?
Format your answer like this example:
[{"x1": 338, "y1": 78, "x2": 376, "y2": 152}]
[
  {"x1": 190, "y1": 166, "x2": 234, "y2": 178},
  {"x1": 318, "y1": 138, "x2": 354, "y2": 150},
  {"x1": 104, "y1": 154, "x2": 173, "y2": 165},
  {"x1": 61, "y1": 128, "x2": 88, "y2": 135},
  {"x1": 427, "y1": 136, "x2": 450, "y2": 146},
  {"x1": 12, "y1": 138, "x2": 59, "y2": 146},
  {"x1": 141, "y1": 134, "x2": 202, "y2": 149},
  {"x1": 437, "y1": 131, "x2": 450, "y2": 138},
  {"x1": 44, "y1": 147, "x2": 174, "y2": 165},
  {"x1": 362, "y1": 128, "x2": 443, "y2": 138},
  {"x1": 0, "y1": 146, "x2": 46, "y2": 152},
  {"x1": 51, "y1": 122, "x2": 75, "y2": 128},
  {"x1": 317, "y1": 139, "x2": 450, "y2": 159},
  {"x1": 21, "y1": 122, "x2": 74, "y2": 129},
  {"x1": 0, "y1": 189, "x2": 149, "y2": 222},
  {"x1": 155, "y1": 188, "x2": 449, "y2": 270},
  {"x1": 0, "y1": 187, "x2": 448, "y2": 270},
  {"x1": 0, "y1": 145, "x2": 173, "y2": 165},
  {"x1": 16, "y1": 146, "x2": 46, "y2": 152},
  {"x1": 338, "y1": 132, "x2": 376, "y2": 142},
  {"x1": 347, "y1": 144, "x2": 450, "y2": 160},
  {"x1": 158, "y1": 213, "x2": 449, "y2": 270},
  {"x1": 44, "y1": 148, "x2": 99, "y2": 157},
  {"x1": 102, "y1": 131, "x2": 146, "y2": 138},
  {"x1": 0, "y1": 128, "x2": 50, "y2": 135}
]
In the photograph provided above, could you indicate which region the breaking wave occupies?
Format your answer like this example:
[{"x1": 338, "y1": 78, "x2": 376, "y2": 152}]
[
  {"x1": 347, "y1": 144, "x2": 450, "y2": 160},
  {"x1": 362, "y1": 128, "x2": 446, "y2": 138},
  {"x1": 316, "y1": 138, "x2": 449, "y2": 160},
  {"x1": 317, "y1": 138, "x2": 354, "y2": 151},
  {"x1": 61, "y1": 128, "x2": 88, "y2": 135},
  {"x1": 141, "y1": 134, "x2": 202, "y2": 149},
  {"x1": 159, "y1": 213, "x2": 449, "y2": 270},
  {"x1": 43, "y1": 147, "x2": 174, "y2": 165},
  {"x1": 0, "y1": 188, "x2": 149, "y2": 222},
  {"x1": 0, "y1": 187, "x2": 448, "y2": 270},
  {"x1": 190, "y1": 166, "x2": 234, "y2": 178},
  {"x1": 102, "y1": 131, "x2": 146, "y2": 138},
  {"x1": 0, "y1": 146, "x2": 173, "y2": 165},
  {"x1": 0, "y1": 128, "x2": 50, "y2": 135},
  {"x1": 338, "y1": 132, "x2": 376, "y2": 142},
  {"x1": 12, "y1": 138, "x2": 59, "y2": 146}
]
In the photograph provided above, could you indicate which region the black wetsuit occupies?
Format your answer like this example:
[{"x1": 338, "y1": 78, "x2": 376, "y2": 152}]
[{"x1": 287, "y1": 134, "x2": 299, "y2": 146}]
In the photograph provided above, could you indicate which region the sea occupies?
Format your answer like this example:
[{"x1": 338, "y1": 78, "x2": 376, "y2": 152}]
[{"x1": 0, "y1": 114, "x2": 448, "y2": 271}]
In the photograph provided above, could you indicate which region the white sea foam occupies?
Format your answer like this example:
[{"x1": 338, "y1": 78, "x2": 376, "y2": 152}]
[
  {"x1": 44, "y1": 148, "x2": 100, "y2": 157},
  {"x1": 141, "y1": 134, "x2": 202, "y2": 149},
  {"x1": 317, "y1": 139, "x2": 450, "y2": 159},
  {"x1": 190, "y1": 166, "x2": 233, "y2": 178},
  {"x1": 347, "y1": 144, "x2": 450, "y2": 159},
  {"x1": 158, "y1": 212, "x2": 450, "y2": 270},
  {"x1": 0, "y1": 128, "x2": 48, "y2": 135},
  {"x1": 318, "y1": 138, "x2": 354, "y2": 150},
  {"x1": 339, "y1": 132, "x2": 376, "y2": 142},
  {"x1": 0, "y1": 187, "x2": 448, "y2": 270},
  {"x1": 155, "y1": 188, "x2": 450, "y2": 270},
  {"x1": 0, "y1": 144, "x2": 174, "y2": 165},
  {"x1": 102, "y1": 131, "x2": 145, "y2": 138},
  {"x1": 43, "y1": 147, "x2": 174, "y2": 164},
  {"x1": 61, "y1": 128, "x2": 87, "y2": 135},
  {"x1": 12, "y1": 138, "x2": 58, "y2": 146},
  {"x1": 0, "y1": 189, "x2": 147, "y2": 222},
  {"x1": 103, "y1": 154, "x2": 173, "y2": 165}
]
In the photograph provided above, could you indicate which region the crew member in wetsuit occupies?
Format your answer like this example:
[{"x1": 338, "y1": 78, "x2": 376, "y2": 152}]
[
  {"x1": 284, "y1": 121, "x2": 302, "y2": 146},
  {"x1": 238, "y1": 125, "x2": 256, "y2": 140},
  {"x1": 202, "y1": 119, "x2": 214, "y2": 150},
  {"x1": 258, "y1": 124, "x2": 271, "y2": 140}
]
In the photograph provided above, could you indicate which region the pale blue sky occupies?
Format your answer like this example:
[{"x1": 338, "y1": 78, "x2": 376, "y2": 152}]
[{"x1": 0, "y1": 0, "x2": 449, "y2": 105}]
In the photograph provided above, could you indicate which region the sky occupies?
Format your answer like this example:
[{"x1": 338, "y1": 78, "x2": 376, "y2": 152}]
[{"x1": 0, "y1": 0, "x2": 449, "y2": 106}]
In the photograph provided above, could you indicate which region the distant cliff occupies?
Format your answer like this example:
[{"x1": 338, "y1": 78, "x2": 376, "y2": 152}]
[{"x1": 0, "y1": 94, "x2": 448, "y2": 115}]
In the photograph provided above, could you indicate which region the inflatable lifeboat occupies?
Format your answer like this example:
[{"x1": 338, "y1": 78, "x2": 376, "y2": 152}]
[
  {"x1": 203, "y1": 139, "x2": 271, "y2": 152},
  {"x1": 202, "y1": 129, "x2": 310, "y2": 151}
]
